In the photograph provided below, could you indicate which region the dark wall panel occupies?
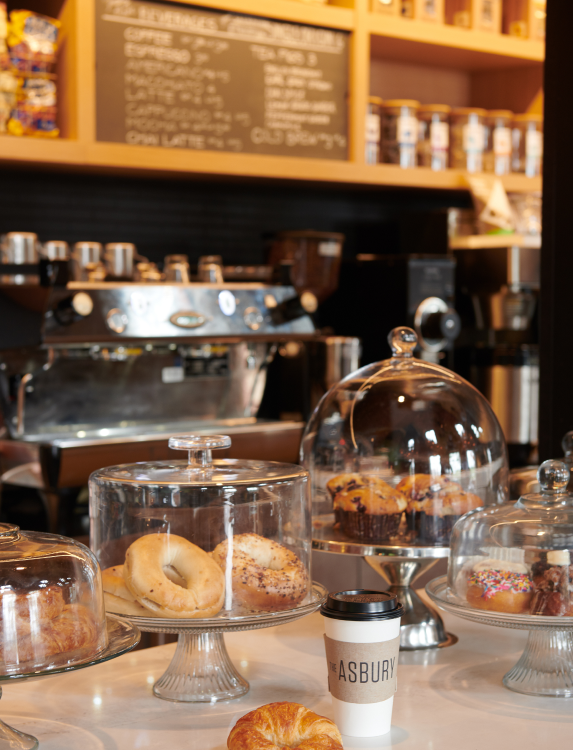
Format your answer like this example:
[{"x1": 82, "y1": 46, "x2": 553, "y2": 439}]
[{"x1": 0, "y1": 168, "x2": 469, "y2": 266}]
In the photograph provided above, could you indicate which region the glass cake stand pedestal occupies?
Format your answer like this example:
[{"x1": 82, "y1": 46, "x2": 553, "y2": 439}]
[
  {"x1": 110, "y1": 581, "x2": 328, "y2": 703},
  {"x1": 0, "y1": 615, "x2": 140, "y2": 750},
  {"x1": 427, "y1": 576, "x2": 573, "y2": 697},
  {"x1": 313, "y1": 516, "x2": 455, "y2": 650}
]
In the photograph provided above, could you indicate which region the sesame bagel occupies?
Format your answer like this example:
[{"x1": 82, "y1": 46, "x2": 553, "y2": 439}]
[
  {"x1": 211, "y1": 533, "x2": 308, "y2": 611},
  {"x1": 124, "y1": 533, "x2": 225, "y2": 618}
]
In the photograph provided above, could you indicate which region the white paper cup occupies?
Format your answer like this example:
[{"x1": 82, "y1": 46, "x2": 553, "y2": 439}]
[{"x1": 321, "y1": 590, "x2": 403, "y2": 738}]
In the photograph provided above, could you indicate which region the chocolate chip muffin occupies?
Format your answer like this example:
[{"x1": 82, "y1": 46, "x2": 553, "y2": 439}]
[{"x1": 331, "y1": 480, "x2": 407, "y2": 542}]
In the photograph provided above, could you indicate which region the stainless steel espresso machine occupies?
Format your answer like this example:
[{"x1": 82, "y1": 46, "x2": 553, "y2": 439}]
[{"x1": 0, "y1": 244, "x2": 316, "y2": 532}]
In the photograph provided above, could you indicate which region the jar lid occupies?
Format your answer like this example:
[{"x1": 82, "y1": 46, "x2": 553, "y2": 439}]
[
  {"x1": 90, "y1": 434, "x2": 308, "y2": 487},
  {"x1": 320, "y1": 590, "x2": 404, "y2": 621},
  {"x1": 487, "y1": 109, "x2": 513, "y2": 119},
  {"x1": 383, "y1": 99, "x2": 420, "y2": 109},
  {"x1": 513, "y1": 112, "x2": 543, "y2": 123},
  {"x1": 451, "y1": 107, "x2": 487, "y2": 117},
  {"x1": 368, "y1": 96, "x2": 384, "y2": 106},
  {"x1": 418, "y1": 104, "x2": 451, "y2": 114}
]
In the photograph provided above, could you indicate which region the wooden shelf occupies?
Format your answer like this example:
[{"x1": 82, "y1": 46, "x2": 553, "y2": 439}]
[
  {"x1": 0, "y1": 134, "x2": 541, "y2": 192},
  {"x1": 450, "y1": 234, "x2": 542, "y2": 250},
  {"x1": 0, "y1": 0, "x2": 544, "y2": 194},
  {"x1": 173, "y1": 0, "x2": 355, "y2": 29},
  {"x1": 369, "y1": 15, "x2": 544, "y2": 69}
]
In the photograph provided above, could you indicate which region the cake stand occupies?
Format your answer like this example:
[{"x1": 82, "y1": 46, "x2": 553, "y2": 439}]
[
  {"x1": 0, "y1": 614, "x2": 140, "y2": 750},
  {"x1": 108, "y1": 581, "x2": 327, "y2": 703},
  {"x1": 427, "y1": 576, "x2": 573, "y2": 697},
  {"x1": 313, "y1": 515, "x2": 455, "y2": 650}
]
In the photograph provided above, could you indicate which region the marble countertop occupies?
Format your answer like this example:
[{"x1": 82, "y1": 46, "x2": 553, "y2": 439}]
[{"x1": 2, "y1": 597, "x2": 572, "y2": 750}]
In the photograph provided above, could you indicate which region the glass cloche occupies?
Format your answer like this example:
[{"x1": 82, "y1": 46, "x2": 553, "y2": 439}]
[
  {"x1": 89, "y1": 435, "x2": 312, "y2": 619},
  {"x1": 448, "y1": 460, "x2": 573, "y2": 617},
  {"x1": 0, "y1": 524, "x2": 108, "y2": 675},
  {"x1": 301, "y1": 327, "x2": 508, "y2": 547}
]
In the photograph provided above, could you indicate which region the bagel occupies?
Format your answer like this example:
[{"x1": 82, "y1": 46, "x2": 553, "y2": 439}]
[
  {"x1": 124, "y1": 533, "x2": 225, "y2": 618},
  {"x1": 211, "y1": 533, "x2": 308, "y2": 611},
  {"x1": 102, "y1": 565, "x2": 149, "y2": 616},
  {"x1": 228, "y1": 702, "x2": 343, "y2": 750}
]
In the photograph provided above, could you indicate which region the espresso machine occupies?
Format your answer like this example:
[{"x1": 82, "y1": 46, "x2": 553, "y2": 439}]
[
  {"x1": 0, "y1": 236, "x2": 316, "y2": 532},
  {"x1": 453, "y1": 242, "x2": 540, "y2": 467}
]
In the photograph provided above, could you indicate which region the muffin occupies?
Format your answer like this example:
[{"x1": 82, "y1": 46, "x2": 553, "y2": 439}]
[
  {"x1": 397, "y1": 474, "x2": 482, "y2": 545},
  {"x1": 332, "y1": 482, "x2": 407, "y2": 542}
]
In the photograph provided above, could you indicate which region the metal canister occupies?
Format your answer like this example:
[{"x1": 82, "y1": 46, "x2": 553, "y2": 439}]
[
  {"x1": 42, "y1": 241, "x2": 70, "y2": 260},
  {"x1": 104, "y1": 243, "x2": 136, "y2": 279},
  {"x1": 0, "y1": 232, "x2": 39, "y2": 284},
  {"x1": 164, "y1": 254, "x2": 191, "y2": 283}
]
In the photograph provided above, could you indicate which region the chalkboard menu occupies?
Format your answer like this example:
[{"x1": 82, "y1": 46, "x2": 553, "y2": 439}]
[{"x1": 95, "y1": 0, "x2": 349, "y2": 160}]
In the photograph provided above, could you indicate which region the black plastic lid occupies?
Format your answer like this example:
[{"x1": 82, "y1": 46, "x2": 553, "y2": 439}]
[{"x1": 320, "y1": 590, "x2": 404, "y2": 621}]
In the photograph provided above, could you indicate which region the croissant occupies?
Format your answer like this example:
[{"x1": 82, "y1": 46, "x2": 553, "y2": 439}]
[{"x1": 228, "y1": 702, "x2": 343, "y2": 750}]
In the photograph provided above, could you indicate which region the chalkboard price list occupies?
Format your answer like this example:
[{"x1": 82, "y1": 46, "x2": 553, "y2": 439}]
[{"x1": 96, "y1": 0, "x2": 349, "y2": 160}]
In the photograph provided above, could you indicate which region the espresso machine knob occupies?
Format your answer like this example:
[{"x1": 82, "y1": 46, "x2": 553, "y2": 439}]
[
  {"x1": 268, "y1": 290, "x2": 318, "y2": 325},
  {"x1": 53, "y1": 292, "x2": 94, "y2": 326}
]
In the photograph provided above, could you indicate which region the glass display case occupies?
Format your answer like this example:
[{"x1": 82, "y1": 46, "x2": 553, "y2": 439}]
[
  {"x1": 89, "y1": 434, "x2": 326, "y2": 702},
  {"x1": 0, "y1": 523, "x2": 139, "y2": 750},
  {"x1": 302, "y1": 327, "x2": 508, "y2": 547},
  {"x1": 0, "y1": 524, "x2": 108, "y2": 676},
  {"x1": 428, "y1": 460, "x2": 573, "y2": 697},
  {"x1": 303, "y1": 326, "x2": 508, "y2": 651}
]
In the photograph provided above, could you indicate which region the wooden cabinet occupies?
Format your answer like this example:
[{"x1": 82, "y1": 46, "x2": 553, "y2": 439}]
[{"x1": 1, "y1": 0, "x2": 543, "y2": 191}]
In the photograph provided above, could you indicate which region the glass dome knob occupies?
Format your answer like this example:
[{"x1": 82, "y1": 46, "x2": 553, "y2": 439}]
[
  {"x1": 388, "y1": 326, "x2": 418, "y2": 358},
  {"x1": 562, "y1": 431, "x2": 573, "y2": 457},
  {"x1": 537, "y1": 459, "x2": 570, "y2": 493},
  {"x1": 168, "y1": 434, "x2": 231, "y2": 469}
]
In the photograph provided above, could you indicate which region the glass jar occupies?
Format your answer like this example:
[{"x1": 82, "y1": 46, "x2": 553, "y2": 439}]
[
  {"x1": 446, "y1": 0, "x2": 500, "y2": 30},
  {"x1": 418, "y1": 104, "x2": 450, "y2": 171},
  {"x1": 450, "y1": 107, "x2": 487, "y2": 173},
  {"x1": 414, "y1": 0, "x2": 444, "y2": 21},
  {"x1": 90, "y1": 434, "x2": 312, "y2": 618},
  {"x1": 530, "y1": 0, "x2": 546, "y2": 40},
  {"x1": 371, "y1": 0, "x2": 399, "y2": 14},
  {"x1": 301, "y1": 327, "x2": 509, "y2": 547},
  {"x1": 503, "y1": 0, "x2": 529, "y2": 36},
  {"x1": 365, "y1": 96, "x2": 383, "y2": 165},
  {"x1": 512, "y1": 113, "x2": 543, "y2": 177},
  {"x1": 485, "y1": 110, "x2": 513, "y2": 175},
  {"x1": 0, "y1": 524, "x2": 108, "y2": 676},
  {"x1": 448, "y1": 460, "x2": 573, "y2": 617},
  {"x1": 381, "y1": 100, "x2": 420, "y2": 169}
]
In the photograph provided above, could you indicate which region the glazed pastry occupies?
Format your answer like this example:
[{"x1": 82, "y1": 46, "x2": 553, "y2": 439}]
[
  {"x1": 333, "y1": 482, "x2": 407, "y2": 542},
  {"x1": 530, "y1": 550, "x2": 571, "y2": 616},
  {"x1": 212, "y1": 533, "x2": 308, "y2": 611},
  {"x1": 466, "y1": 564, "x2": 534, "y2": 614},
  {"x1": 398, "y1": 474, "x2": 482, "y2": 544},
  {"x1": 228, "y1": 702, "x2": 343, "y2": 750}
]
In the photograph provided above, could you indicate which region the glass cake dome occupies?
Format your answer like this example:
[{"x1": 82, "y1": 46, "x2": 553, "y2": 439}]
[
  {"x1": 448, "y1": 460, "x2": 573, "y2": 616},
  {"x1": 301, "y1": 327, "x2": 508, "y2": 547},
  {"x1": 0, "y1": 524, "x2": 108, "y2": 676}
]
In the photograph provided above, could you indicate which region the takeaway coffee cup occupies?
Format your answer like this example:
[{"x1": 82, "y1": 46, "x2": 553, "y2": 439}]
[{"x1": 320, "y1": 589, "x2": 404, "y2": 738}]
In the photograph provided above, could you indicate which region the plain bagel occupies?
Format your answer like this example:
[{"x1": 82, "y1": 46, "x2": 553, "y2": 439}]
[
  {"x1": 211, "y1": 533, "x2": 308, "y2": 611},
  {"x1": 102, "y1": 565, "x2": 149, "y2": 617},
  {"x1": 124, "y1": 534, "x2": 225, "y2": 618}
]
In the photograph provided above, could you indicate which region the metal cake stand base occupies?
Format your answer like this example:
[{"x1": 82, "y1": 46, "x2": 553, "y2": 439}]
[{"x1": 313, "y1": 516, "x2": 455, "y2": 650}]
